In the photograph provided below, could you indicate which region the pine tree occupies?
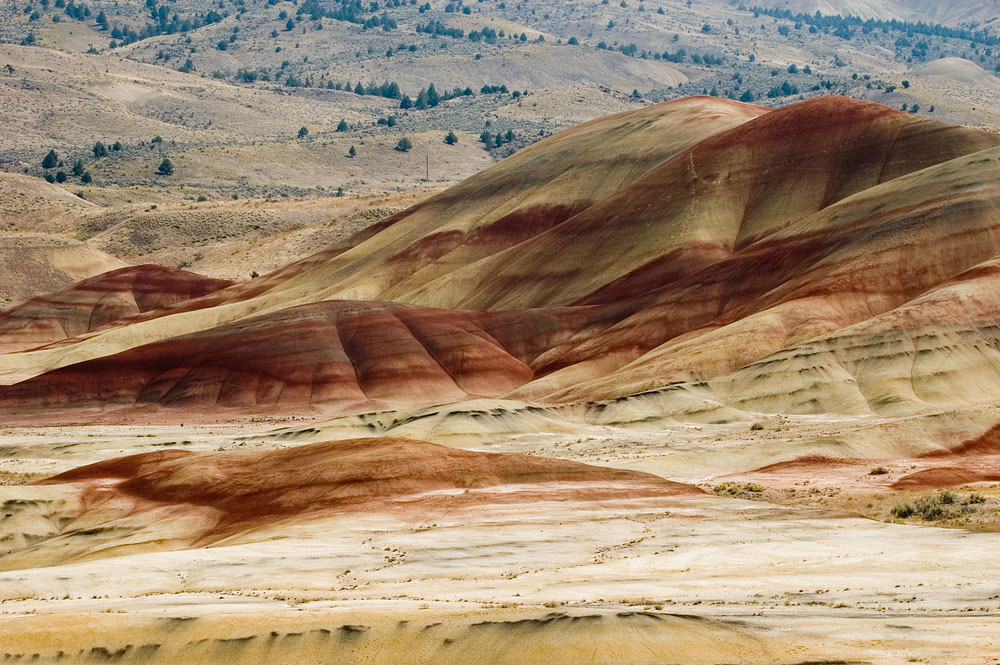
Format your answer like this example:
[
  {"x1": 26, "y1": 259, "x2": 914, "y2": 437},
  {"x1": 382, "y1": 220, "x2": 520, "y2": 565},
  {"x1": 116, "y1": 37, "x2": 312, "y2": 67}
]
[
  {"x1": 92, "y1": 141, "x2": 107, "y2": 158},
  {"x1": 72, "y1": 158, "x2": 84, "y2": 176},
  {"x1": 42, "y1": 149, "x2": 58, "y2": 169},
  {"x1": 445, "y1": 130, "x2": 458, "y2": 145},
  {"x1": 337, "y1": 119, "x2": 349, "y2": 131},
  {"x1": 297, "y1": 126, "x2": 309, "y2": 138},
  {"x1": 157, "y1": 158, "x2": 173, "y2": 175},
  {"x1": 348, "y1": 145, "x2": 356, "y2": 157},
  {"x1": 395, "y1": 136, "x2": 412, "y2": 152},
  {"x1": 400, "y1": 95, "x2": 412, "y2": 109},
  {"x1": 415, "y1": 88, "x2": 429, "y2": 109},
  {"x1": 426, "y1": 83, "x2": 439, "y2": 106}
]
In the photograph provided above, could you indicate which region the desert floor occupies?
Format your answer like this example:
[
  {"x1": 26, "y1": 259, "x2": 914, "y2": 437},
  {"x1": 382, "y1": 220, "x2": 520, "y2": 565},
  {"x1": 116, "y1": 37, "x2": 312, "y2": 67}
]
[{"x1": 1, "y1": 414, "x2": 999, "y2": 664}]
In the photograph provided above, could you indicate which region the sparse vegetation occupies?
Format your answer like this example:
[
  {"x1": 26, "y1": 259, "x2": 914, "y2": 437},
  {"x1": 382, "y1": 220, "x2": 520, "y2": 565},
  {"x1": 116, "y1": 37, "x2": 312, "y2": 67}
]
[
  {"x1": 3, "y1": 0, "x2": 997, "y2": 205},
  {"x1": 714, "y1": 482, "x2": 766, "y2": 497},
  {"x1": 890, "y1": 501, "x2": 916, "y2": 518},
  {"x1": 891, "y1": 490, "x2": 987, "y2": 521}
]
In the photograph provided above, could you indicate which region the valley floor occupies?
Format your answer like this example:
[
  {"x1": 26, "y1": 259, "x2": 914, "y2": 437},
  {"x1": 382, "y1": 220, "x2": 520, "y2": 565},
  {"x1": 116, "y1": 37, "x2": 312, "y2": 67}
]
[{"x1": 1, "y1": 411, "x2": 999, "y2": 664}]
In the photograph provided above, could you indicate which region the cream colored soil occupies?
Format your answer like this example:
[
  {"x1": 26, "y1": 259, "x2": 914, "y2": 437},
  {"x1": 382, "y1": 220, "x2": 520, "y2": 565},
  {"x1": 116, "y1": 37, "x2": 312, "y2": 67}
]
[
  {"x1": 0, "y1": 484, "x2": 999, "y2": 663},
  {"x1": 1, "y1": 408, "x2": 1000, "y2": 662}
]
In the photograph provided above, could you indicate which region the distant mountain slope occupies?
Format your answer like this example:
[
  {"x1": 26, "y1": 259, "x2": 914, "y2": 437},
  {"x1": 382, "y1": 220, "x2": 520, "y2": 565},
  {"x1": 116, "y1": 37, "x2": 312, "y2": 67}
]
[
  {"x1": 911, "y1": 58, "x2": 1000, "y2": 92},
  {"x1": 755, "y1": 0, "x2": 1000, "y2": 27},
  {"x1": 0, "y1": 172, "x2": 97, "y2": 232},
  {"x1": 0, "y1": 235, "x2": 126, "y2": 309}
]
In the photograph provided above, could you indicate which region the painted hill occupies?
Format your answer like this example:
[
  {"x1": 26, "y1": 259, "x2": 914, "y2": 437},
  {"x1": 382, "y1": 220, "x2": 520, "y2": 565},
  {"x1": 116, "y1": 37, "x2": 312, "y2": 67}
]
[
  {"x1": 2, "y1": 96, "x2": 1000, "y2": 425},
  {"x1": 0, "y1": 265, "x2": 232, "y2": 353},
  {"x1": 0, "y1": 437, "x2": 693, "y2": 569},
  {"x1": 0, "y1": 300, "x2": 591, "y2": 420}
]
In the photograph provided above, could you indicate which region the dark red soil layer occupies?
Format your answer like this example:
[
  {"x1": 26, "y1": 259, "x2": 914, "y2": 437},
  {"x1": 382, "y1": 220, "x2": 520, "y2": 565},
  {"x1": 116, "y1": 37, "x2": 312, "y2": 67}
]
[
  {"x1": 0, "y1": 265, "x2": 232, "y2": 352},
  {"x1": 41, "y1": 437, "x2": 698, "y2": 538}
]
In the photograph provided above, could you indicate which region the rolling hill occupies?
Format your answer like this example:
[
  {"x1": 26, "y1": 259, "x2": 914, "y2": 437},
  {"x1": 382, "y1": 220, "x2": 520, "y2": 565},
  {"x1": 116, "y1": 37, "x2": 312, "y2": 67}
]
[{"x1": 3, "y1": 95, "x2": 1000, "y2": 432}]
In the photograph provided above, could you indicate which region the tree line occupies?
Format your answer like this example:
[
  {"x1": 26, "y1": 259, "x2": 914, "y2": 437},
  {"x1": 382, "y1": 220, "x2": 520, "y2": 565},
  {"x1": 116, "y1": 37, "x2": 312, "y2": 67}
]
[
  {"x1": 749, "y1": 5, "x2": 1000, "y2": 47},
  {"x1": 230, "y1": 69, "x2": 522, "y2": 109}
]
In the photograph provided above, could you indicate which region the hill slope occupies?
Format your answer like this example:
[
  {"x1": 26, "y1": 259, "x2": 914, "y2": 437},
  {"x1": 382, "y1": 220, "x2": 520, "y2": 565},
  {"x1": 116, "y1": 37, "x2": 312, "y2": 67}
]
[
  {"x1": 0, "y1": 265, "x2": 231, "y2": 353},
  {"x1": 0, "y1": 437, "x2": 690, "y2": 569},
  {"x1": 911, "y1": 57, "x2": 1000, "y2": 93},
  {"x1": 2, "y1": 96, "x2": 1000, "y2": 425}
]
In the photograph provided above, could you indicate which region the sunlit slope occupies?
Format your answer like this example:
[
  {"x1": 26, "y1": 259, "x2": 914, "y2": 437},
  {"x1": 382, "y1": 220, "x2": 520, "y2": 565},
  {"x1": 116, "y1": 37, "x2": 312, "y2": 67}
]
[
  {"x1": 528, "y1": 146, "x2": 1000, "y2": 413},
  {"x1": 0, "y1": 236, "x2": 127, "y2": 309},
  {"x1": 393, "y1": 96, "x2": 1000, "y2": 310},
  {"x1": 236, "y1": 96, "x2": 768, "y2": 307},
  {"x1": 911, "y1": 57, "x2": 1000, "y2": 93}
]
